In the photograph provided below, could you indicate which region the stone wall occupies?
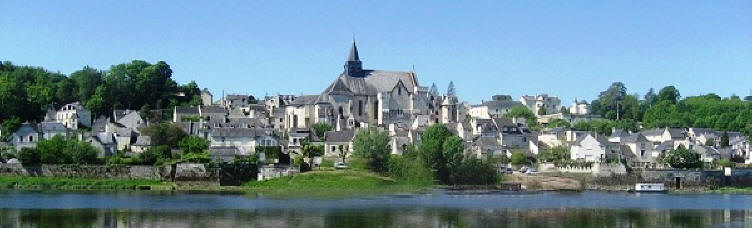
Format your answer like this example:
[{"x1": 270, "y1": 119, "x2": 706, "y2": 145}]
[
  {"x1": 539, "y1": 163, "x2": 627, "y2": 177},
  {"x1": 0, "y1": 163, "x2": 258, "y2": 186}
]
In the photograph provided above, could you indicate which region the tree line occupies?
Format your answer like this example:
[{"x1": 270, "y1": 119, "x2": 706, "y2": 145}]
[
  {"x1": 587, "y1": 82, "x2": 752, "y2": 137},
  {"x1": 0, "y1": 60, "x2": 203, "y2": 130}
]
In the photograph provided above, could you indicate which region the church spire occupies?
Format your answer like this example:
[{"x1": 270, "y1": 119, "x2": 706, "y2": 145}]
[
  {"x1": 347, "y1": 40, "x2": 359, "y2": 61},
  {"x1": 344, "y1": 40, "x2": 364, "y2": 77}
]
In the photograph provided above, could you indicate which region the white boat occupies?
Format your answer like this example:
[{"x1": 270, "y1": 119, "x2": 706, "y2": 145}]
[{"x1": 633, "y1": 183, "x2": 667, "y2": 193}]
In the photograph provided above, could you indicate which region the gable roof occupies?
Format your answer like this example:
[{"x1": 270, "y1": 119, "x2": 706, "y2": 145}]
[
  {"x1": 175, "y1": 106, "x2": 199, "y2": 115},
  {"x1": 325, "y1": 130, "x2": 356, "y2": 143}
]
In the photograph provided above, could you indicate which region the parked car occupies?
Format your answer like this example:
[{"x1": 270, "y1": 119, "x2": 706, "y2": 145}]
[
  {"x1": 525, "y1": 168, "x2": 538, "y2": 176},
  {"x1": 334, "y1": 162, "x2": 348, "y2": 169}
]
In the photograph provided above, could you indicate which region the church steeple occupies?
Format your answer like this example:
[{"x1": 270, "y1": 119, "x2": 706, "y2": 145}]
[{"x1": 344, "y1": 40, "x2": 364, "y2": 77}]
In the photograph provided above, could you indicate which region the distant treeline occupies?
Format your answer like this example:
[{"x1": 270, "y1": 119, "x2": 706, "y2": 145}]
[
  {"x1": 0, "y1": 60, "x2": 203, "y2": 126},
  {"x1": 588, "y1": 82, "x2": 752, "y2": 136}
]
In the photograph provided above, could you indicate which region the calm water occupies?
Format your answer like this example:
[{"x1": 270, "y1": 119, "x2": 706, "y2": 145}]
[{"x1": 1, "y1": 190, "x2": 752, "y2": 227}]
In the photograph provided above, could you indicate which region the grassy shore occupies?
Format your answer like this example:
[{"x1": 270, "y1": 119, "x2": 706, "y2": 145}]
[
  {"x1": 242, "y1": 170, "x2": 431, "y2": 198},
  {"x1": 0, "y1": 177, "x2": 175, "y2": 191}
]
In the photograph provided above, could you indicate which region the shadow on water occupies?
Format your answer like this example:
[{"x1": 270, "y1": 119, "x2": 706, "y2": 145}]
[
  {"x1": 2, "y1": 191, "x2": 752, "y2": 227},
  {"x1": 0, "y1": 208, "x2": 749, "y2": 227}
]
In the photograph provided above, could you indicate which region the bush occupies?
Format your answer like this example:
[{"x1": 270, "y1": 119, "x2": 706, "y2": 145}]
[
  {"x1": 182, "y1": 152, "x2": 211, "y2": 163},
  {"x1": 510, "y1": 152, "x2": 528, "y2": 165},
  {"x1": 352, "y1": 127, "x2": 391, "y2": 173},
  {"x1": 662, "y1": 145, "x2": 702, "y2": 169},
  {"x1": 388, "y1": 155, "x2": 433, "y2": 185},
  {"x1": 18, "y1": 147, "x2": 40, "y2": 165}
]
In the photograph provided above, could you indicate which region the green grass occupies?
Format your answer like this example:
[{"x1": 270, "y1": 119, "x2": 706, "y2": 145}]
[
  {"x1": 705, "y1": 187, "x2": 752, "y2": 194},
  {"x1": 0, "y1": 177, "x2": 174, "y2": 191},
  {"x1": 242, "y1": 170, "x2": 431, "y2": 198}
]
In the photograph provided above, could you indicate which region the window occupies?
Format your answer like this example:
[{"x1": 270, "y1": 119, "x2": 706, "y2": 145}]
[
  {"x1": 358, "y1": 100, "x2": 363, "y2": 116},
  {"x1": 398, "y1": 86, "x2": 402, "y2": 95}
]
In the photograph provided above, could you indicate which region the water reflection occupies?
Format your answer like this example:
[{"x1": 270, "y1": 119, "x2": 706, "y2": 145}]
[{"x1": 1, "y1": 208, "x2": 751, "y2": 227}]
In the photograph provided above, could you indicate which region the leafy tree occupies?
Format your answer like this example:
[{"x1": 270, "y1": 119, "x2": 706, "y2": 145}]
[
  {"x1": 338, "y1": 145, "x2": 349, "y2": 163},
  {"x1": 1, "y1": 117, "x2": 21, "y2": 140},
  {"x1": 506, "y1": 105, "x2": 537, "y2": 127},
  {"x1": 510, "y1": 152, "x2": 528, "y2": 165},
  {"x1": 720, "y1": 131, "x2": 730, "y2": 147},
  {"x1": 65, "y1": 140, "x2": 99, "y2": 164},
  {"x1": 37, "y1": 136, "x2": 69, "y2": 164},
  {"x1": 591, "y1": 82, "x2": 627, "y2": 120},
  {"x1": 141, "y1": 123, "x2": 187, "y2": 148},
  {"x1": 353, "y1": 127, "x2": 391, "y2": 173},
  {"x1": 560, "y1": 107, "x2": 569, "y2": 114},
  {"x1": 644, "y1": 88, "x2": 657, "y2": 105},
  {"x1": 312, "y1": 122, "x2": 332, "y2": 138},
  {"x1": 537, "y1": 108, "x2": 547, "y2": 115},
  {"x1": 70, "y1": 66, "x2": 103, "y2": 103},
  {"x1": 537, "y1": 146, "x2": 570, "y2": 163},
  {"x1": 657, "y1": 86, "x2": 680, "y2": 104},
  {"x1": 18, "y1": 147, "x2": 40, "y2": 165},
  {"x1": 662, "y1": 145, "x2": 702, "y2": 169},
  {"x1": 179, "y1": 136, "x2": 209, "y2": 154},
  {"x1": 548, "y1": 118, "x2": 571, "y2": 128}
]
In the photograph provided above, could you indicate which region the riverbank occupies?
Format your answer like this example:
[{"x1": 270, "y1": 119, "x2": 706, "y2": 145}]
[
  {"x1": 0, "y1": 177, "x2": 175, "y2": 191},
  {"x1": 242, "y1": 170, "x2": 431, "y2": 198},
  {"x1": 0, "y1": 170, "x2": 432, "y2": 197}
]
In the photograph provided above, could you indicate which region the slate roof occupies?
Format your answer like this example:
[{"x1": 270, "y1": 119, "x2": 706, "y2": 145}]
[
  {"x1": 12, "y1": 123, "x2": 38, "y2": 136},
  {"x1": 611, "y1": 129, "x2": 629, "y2": 138},
  {"x1": 133, "y1": 136, "x2": 151, "y2": 146},
  {"x1": 325, "y1": 130, "x2": 356, "y2": 143},
  {"x1": 210, "y1": 128, "x2": 279, "y2": 138},
  {"x1": 175, "y1": 106, "x2": 199, "y2": 115},
  {"x1": 39, "y1": 122, "x2": 66, "y2": 133},
  {"x1": 473, "y1": 100, "x2": 522, "y2": 109},
  {"x1": 318, "y1": 70, "x2": 417, "y2": 102},
  {"x1": 655, "y1": 141, "x2": 674, "y2": 151},
  {"x1": 620, "y1": 133, "x2": 648, "y2": 143},
  {"x1": 201, "y1": 105, "x2": 227, "y2": 114},
  {"x1": 574, "y1": 133, "x2": 610, "y2": 146},
  {"x1": 289, "y1": 95, "x2": 320, "y2": 106}
]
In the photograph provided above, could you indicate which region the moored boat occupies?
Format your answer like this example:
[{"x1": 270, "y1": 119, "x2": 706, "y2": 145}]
[{"x1": 632, "y1": 183, "x2": 667, "y2": 193}]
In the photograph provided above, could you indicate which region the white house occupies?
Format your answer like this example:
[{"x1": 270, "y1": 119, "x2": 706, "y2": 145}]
[
  {"x1": 10, "y1": 122, "x2": 39, "y2": 151},
  {"x1": 570, "y1": 133, "x2": 617, "y2": 162},
  {"x1": 323, "y1": 130, "x2": 356, "y2": 158},
  {"x1": 520, "y1": 94, "x2": 561, "y2": 116},
  {"x1": 55, "y1": 102, "x2": 92, "y2": 129}
]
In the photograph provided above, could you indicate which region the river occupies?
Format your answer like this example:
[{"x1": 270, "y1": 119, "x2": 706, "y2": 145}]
[{"x1": 1, "y1": 190, "x2": 751, "y2": 227}]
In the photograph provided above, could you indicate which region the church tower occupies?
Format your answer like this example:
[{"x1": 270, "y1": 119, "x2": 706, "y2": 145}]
[{"x1": 344, "y1": 41, "x2": 364, "y2": 77}]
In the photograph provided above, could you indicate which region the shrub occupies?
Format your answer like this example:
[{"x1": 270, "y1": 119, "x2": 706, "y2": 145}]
[
  {"x1": 510, "y1": 152, "x2": 528, "y2": 165},
  {"x1": 352, "y1": 127, "x2": 391, "y2": 173},
  {"x1": 18, "y1": 147, "x2": 40, "y2": 165},
  {"x1": 388, "y1": 155, "x2": 433, "y2": 185}
]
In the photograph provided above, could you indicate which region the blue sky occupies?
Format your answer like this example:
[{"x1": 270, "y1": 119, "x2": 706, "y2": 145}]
[{"x1": 1, "y1": 1, "x2": 751, "y2": 104}]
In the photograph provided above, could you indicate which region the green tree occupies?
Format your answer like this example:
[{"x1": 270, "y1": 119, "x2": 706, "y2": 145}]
[
  {"x1": 312, "y1": 122, "x2": 332, "y2": 138},
  {"x1": 65, "y1": 140, "x2": 99, "y2": 164},
  {"x1": 662, "y1": 145, "x2": 702, "y2": 169},
  {"x1": 1, "y1": 117, "x2": 21, "y2": 140},
  {"x1": 70, "y1": 66, "x2": 103, "y2": 103},
  {"x1": 720, "y1": 131, "x2": 730, "y2": 147},
  {"x1": 18, "y1": 147, "x2": 40, "y2": 165},
  {"x1": 37, "y1": 136, "x2": 69, "y2": 164},
  {"x1": 506, "y1": 105, "x2": 537, "y2": 127},
  {"x1": 510, "y1": 152, "x2": 528, "y2": 165},
  {"x1": 548, "y1": 118, "x2": 571, "y2": 128},
  {"x1": 352, "y1": 127, "x2": 391, "y2": 173},
  {"x1": 537, "y1": 108, "x2": 547, "y2": 115},
  {"x1": 657, "y1": 86, "x2": 680, "y2": 104},
  {"x1": 141, "y1": 123, "x2": 187, "y2": 148},
  {"x1": 179, "y1": 136, "x2": 209, "y2": 154}
]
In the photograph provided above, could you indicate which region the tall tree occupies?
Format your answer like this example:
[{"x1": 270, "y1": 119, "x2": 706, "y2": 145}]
[
  {"x1": 657, "y1": 86, "x2": 680, "y2": 104},
  {"x1": 70, "y1": 66, "x2": 103, "y2": 103}
]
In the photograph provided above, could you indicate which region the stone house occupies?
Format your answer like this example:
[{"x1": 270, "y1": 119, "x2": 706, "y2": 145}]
[
  {"x1": 323, "y1": 130, "x2": 355, "y2": 158},
  {"x1": 570, "y1": 133, "x2": 619, "y2": 162},
  {"x1": 10, "y1": 122, "x2": 39, "y2": 151},
  {"x1": 519, "y1": 94, "x2": 561, "y2": 116},
  {"x1": 55, "y1": 102, "x2": 92, "y2": 129}
]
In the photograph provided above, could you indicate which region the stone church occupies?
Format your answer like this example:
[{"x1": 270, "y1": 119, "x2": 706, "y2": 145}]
[{"x1": 285, "y1": 42, "x2": 443, "y2": 130}]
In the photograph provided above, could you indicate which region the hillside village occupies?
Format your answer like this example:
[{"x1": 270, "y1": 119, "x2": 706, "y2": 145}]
[{"x1": 1, "y1": 42, "x2": 751, "y2": 181}]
